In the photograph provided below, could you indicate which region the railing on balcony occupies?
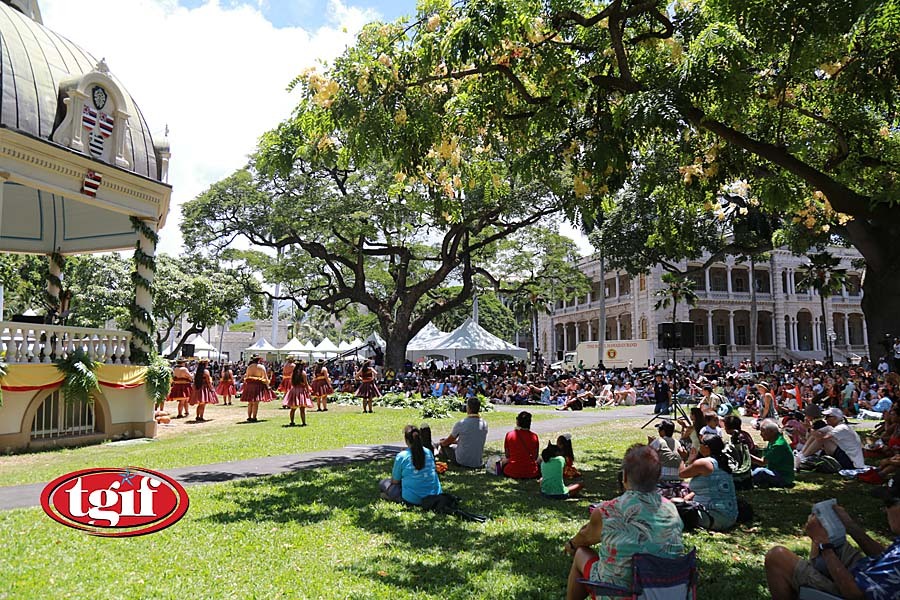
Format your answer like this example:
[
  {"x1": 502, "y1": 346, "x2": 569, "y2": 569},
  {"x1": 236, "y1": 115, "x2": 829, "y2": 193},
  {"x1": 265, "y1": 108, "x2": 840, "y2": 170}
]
[{"x1": 0, "y1": 322, "x2": 132, "y2": 364}]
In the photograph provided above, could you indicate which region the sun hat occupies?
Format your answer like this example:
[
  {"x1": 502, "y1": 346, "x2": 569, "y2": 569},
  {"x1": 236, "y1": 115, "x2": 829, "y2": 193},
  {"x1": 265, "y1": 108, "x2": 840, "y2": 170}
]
[{"x1": 823, "y1": 407, "x2": 844, "y2": 419}]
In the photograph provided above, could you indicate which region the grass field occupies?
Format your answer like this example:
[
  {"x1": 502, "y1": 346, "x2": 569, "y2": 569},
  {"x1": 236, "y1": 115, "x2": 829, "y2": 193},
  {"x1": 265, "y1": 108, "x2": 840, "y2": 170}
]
[
  {"x1": 0, "y1": 417, "x2": 891, "y2": 599},
  {"x1": 0, "y1": 403, "x2": 557, "y2": 487}
]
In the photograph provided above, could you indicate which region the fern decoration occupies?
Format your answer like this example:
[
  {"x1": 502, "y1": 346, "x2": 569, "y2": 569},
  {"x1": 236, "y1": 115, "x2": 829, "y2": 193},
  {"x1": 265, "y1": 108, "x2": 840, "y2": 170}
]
[
  {"x1": 144, "y1": 354, "x2": 172, "y2": 404},
  {"x1": 55, "y1": 349, "x2": 99, "y2": 405}
]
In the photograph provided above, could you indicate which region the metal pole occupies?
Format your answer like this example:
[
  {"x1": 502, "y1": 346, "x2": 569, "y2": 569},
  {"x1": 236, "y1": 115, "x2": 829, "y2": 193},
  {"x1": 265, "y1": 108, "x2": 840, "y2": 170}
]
[{"x1": 598, "y1": 252, "x2": 606, "y2": 369}]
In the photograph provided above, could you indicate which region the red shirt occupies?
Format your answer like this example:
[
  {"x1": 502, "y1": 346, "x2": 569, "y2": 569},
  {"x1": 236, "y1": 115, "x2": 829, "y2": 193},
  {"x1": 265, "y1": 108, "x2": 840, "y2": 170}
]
[{"x1": 503, "y1": 429, "x2": 539, "y2": 479}]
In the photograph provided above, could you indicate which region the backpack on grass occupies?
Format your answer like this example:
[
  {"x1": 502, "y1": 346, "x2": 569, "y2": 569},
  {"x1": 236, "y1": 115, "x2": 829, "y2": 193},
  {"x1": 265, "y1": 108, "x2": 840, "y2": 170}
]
[
  {"x1": 421, "y1": 493, "x2": 488, "y2": 523},
  {"x1": 797, "y1": 455, "x2": 841, "y2": 474}
]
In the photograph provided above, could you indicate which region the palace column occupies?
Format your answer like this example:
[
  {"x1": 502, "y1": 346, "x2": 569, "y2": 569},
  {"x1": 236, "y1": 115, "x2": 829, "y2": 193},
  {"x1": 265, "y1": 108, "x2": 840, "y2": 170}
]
[
  {"x1": 705, "y1": 268, "x2": 711, "y2": 293},
  {"x1": 562, "y1": 323, "x2": 568, "y2": 353},
  {"x1": 771, "y1": 255, "x2": 786, "y2": 351},
  {"x1": 843, "y1": 316, "x2": 851, "y2": 348},
  {"x1": 707, "y1": 311, "x2": 714, "y2": 346},
  {"x1": 813, "y1": 318, "x2": 821, "y2": 351},
  {"x1": 862, "y1": 320, "x2": 869, "y2": 348},
  {"x1": 575, "y1": 322, "x2": 581, "y2": 345},
  {"x1": 728, "y1": 311, "x2": 736, "y2": 348},
  {"x1": 791, "y1": 317, "x2": 799, "y2": 351},
  {"x1": 616, "y1": 316, "x2": 622, "y2": 340},
  {"x1": 587, "y1": 320, "x2": 593, "y2": 341}
]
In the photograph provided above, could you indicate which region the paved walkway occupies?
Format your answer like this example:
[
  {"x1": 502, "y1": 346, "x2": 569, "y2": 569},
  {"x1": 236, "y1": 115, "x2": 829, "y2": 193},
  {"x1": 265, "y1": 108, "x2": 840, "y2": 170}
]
[{"x1": 0, "y1": 405, "x2": 653, "y2": 512}]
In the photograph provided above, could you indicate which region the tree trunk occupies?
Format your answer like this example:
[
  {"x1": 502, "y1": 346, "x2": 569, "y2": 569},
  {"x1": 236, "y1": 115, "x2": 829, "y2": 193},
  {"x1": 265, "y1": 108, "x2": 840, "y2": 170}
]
[
  {"x1": 862, "y1": 269, "x2": 900, "y2": 364},
  {"x1": 820, "y1": 294, "x2": 829, "y2": 361},
  {"x1": 383, "y1": 321, "x2": 412, "y2": 373}
]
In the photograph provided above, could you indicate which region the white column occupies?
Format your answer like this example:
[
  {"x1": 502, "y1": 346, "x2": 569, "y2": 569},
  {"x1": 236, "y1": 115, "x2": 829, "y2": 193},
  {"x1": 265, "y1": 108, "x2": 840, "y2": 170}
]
[
  {"x1": 707, "y1": 311, "x2": 714, "y2": 346},
  {"x1": 862, "y1": 319, "x2": 869, "y2": 348},
  {"x1": 575, "y1": 322, "x2": 581, "y2": 344},
  {"x1": 562, "y1": 323, "x2": 568, "y2": 352},
  {"x1": 841, "y1": 284, "x2": 848, "y2": 299},
  {"x1": 728, "y1": 311, "x2": 735, "y2": 347},
  {"x1": 587, "y1": 320, "x2": 593, "y2": 341},
  {"x1": 813, "y1": 318, "x2": 820, "y2": 351},
  {"x1": 787, "y1": 270, "x2": 794, "y2": 294},
  {"x1": 791, "y1": 318, "x2": 799, "y2": 351},
  {"x1": 615, "y1": 275, "x2": 620, "y2": 299},
  {"x1": 616, "y1": 316, "x2": 622, "y2": 340},
  {"x1": 705, "y1": 268, "x2": 711, "y2": 292},
  {"x1": 726, "y1": 266, "x2": 733, "y2": 294}
]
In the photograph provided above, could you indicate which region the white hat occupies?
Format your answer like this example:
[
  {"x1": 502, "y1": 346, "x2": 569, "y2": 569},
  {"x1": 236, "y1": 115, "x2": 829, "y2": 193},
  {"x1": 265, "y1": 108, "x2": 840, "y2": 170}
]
[{"x1": 823, "y1": 407, "x2": 844, "y2": 419}]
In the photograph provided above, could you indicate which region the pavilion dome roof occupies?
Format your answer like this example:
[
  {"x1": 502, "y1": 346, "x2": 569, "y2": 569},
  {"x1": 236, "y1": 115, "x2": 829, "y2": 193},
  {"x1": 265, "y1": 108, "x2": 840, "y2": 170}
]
[{"x1": 0, "y1": 1, "x2": 163, "y2": 181}]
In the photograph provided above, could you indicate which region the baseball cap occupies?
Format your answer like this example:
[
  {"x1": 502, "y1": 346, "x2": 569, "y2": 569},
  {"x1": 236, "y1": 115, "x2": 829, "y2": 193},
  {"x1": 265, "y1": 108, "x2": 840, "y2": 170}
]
[{"x1": 823, "y1": 407, "x2": 844, "y2": 419}]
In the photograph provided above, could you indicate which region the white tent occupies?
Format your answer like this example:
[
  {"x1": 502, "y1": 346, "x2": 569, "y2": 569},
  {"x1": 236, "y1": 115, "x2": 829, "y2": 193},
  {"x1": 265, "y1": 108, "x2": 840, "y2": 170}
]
[
  {"x1": 164, "y1": 335, "x2": 221, "y2": 358},
  {"x1": 313, "y1": 337, "x2": 339, "y2": 359},
  {"x1": 423, "y1": 317, "x2": 527, "y2": 362},
  {"x1": 245, "y1": 337, "x2": 277, "y2": 357},
  {"x1": 337, "y1": 340, "x2": 353, "y2": 351},
  {"x1": 280, "y1": 337, "x2": 314, "y2": 360},
  {"x1": 406, "y1": 322, "x2": 449, "y2": 360}
]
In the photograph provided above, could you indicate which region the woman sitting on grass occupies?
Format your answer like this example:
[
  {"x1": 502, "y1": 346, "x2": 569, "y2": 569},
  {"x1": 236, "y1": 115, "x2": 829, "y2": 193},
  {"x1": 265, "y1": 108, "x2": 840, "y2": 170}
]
[
  {"x1": 678, "y1": 434, "x2": 738, "y2": 531},
  {"x1": 379, "y1": 425, "x2": 442, "y2": 505}
]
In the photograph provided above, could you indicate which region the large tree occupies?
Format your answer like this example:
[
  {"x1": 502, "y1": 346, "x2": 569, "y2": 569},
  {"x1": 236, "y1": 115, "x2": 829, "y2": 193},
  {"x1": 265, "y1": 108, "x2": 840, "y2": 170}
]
[
  {"x1": 182, "y1": 161, "x2": 571, "y2": 370},
  {"x1": 303, "y1": 0, "x2": 899, "y2": 361},
  {"x1": 153, "y1": 255, "x2": 259, "y2": 359}
]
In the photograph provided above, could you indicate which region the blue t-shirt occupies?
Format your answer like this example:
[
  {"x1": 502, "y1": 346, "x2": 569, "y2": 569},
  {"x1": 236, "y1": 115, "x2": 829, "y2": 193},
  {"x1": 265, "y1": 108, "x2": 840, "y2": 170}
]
[
  {"x1": 392, "y1": 448, "x2": 442, "y2": 505},
  {"x1": 852, "y1": 537, "x2": 900, "y2": 599},
  {"x1": 872, "y1": 397, "x2": 893, "y2": 413}
]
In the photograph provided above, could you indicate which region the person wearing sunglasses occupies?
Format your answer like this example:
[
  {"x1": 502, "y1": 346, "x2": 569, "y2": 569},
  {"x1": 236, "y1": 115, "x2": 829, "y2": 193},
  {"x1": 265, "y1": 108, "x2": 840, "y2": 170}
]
[{"x1": 765, "y1": 478, "x2": 900, "y2": 599}]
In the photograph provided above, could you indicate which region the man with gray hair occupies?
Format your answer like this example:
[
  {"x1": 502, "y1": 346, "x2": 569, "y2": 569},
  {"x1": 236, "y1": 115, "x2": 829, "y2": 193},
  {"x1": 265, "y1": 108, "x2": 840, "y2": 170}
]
[
  {"x1": 438, "y1": 397, "x2": 488, "y2": 468},
  {"x1": 751, "y1": 419, "x2": 795, "y2": 488},
  {"x1": 563, "y1": 445, "x2": 684, "y2": 599}
]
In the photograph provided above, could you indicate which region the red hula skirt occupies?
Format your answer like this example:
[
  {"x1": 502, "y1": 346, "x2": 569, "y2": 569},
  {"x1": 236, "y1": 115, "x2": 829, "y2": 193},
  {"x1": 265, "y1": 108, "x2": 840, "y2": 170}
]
[
  {"x1": 284, "y1": 385, "x2": 313, "y2": 408},
  {"x1": 215, "y1": 380, "x2": 236, "y2": 396},
  {"x1": 241, "y1": 378, "x2": 274, "y2": 403},
  {"x1": 277, "y1": 376, "x2": 293, "y2": 393},
  {"x1": 311, "y1": 377, "x2": 333, "y2": 397},
  {"x1": 356, "y1": 380, "x2": 381, "y2": 399},
  {"x1": 189, "y1": 385, "x2": 219, "y2": 406},
  {"x1": 167, "y1": 381, "x2": 193, "y2": 402}
]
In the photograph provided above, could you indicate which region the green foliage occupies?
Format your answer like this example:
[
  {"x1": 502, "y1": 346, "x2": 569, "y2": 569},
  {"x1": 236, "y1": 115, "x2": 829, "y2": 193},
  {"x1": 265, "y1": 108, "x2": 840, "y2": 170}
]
[
  {"x1": 795, "y1": 251, "x2": 848, "y2": 299},
  {"x1": 330, "y1": 391, "x2": 494, "y2": 419},
  {"x1": 55, "y1": 349, "x2": 99, "y2": 405},
  {"x1": 229, "y1": 321, "x2": 257, "y2": 333},
  {"x1": 654, "y1": 272, "x2": 700, "y2": 323},
  {"x1": 144, "y1": 354, "x2": 173, "y2": 405}
]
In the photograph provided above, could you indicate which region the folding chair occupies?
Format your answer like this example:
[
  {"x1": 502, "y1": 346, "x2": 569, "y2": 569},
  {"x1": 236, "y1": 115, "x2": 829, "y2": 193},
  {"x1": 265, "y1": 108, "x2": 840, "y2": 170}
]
[{"x1": 578, "y1": 548, "x2": 698, "y2": 599}]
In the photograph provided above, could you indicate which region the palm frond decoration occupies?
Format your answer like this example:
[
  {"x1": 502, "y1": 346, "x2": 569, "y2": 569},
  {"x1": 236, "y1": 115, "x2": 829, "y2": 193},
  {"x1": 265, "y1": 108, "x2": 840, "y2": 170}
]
[
  {"x1": 0, "y1": 361, "x2": 6, "y2": 406},
  {"x1": 55, "y1": 349, "x2": 99, "y2": 405},
  {"x1": 145, "y1": 354, "x2": 172, "y2": 404}
]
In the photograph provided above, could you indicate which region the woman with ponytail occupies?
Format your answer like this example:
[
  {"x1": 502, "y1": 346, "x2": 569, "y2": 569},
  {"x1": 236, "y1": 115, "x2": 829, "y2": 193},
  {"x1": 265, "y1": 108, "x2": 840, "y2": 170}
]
[
  {"x1": 679, "y1": 434, "x2": 738, "y2": 531},
  {"x1": 379, "y1": 425, "x2": 442, "y2": 505}
]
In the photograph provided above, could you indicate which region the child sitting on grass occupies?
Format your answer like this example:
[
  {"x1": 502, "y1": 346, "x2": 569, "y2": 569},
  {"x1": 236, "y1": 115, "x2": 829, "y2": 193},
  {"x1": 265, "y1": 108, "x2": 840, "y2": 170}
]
[
  {"x1": 540, "y1": 442, "x2": 583, "y2": 500},
  {"x1": 556, "y1": 433, "x2": 582, "y2": 479}
]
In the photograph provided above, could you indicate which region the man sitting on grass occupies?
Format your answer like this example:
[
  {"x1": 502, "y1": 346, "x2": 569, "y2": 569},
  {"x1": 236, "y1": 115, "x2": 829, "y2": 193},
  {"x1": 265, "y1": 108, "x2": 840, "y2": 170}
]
[
  {"x1": 765, "y1": 478, "x2": 900, "y2": 600},
  {"x1": 750, "y1": 419, "x2": 795, "y2": 488},
  {"x1": 437, "y1": 397, "x2": 488, "y2": 468},
  {"x1": 563, "y1": 445, "x2": 684, "y2": 600}
]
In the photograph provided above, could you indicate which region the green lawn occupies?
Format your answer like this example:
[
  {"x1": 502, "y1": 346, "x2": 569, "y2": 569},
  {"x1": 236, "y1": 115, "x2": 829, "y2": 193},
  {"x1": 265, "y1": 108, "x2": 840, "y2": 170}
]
[
  {"x1": 0, "y1": 418, "x2": 891, "y2": 599},
  {"x1": 0, "y1": 403, "x2": 556, "y2": 487}
]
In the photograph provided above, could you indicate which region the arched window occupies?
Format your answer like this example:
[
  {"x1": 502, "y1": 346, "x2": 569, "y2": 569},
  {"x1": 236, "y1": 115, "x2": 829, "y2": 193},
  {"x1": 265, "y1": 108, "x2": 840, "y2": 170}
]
[
  {"x1": 31, "y1": 389, "x2": 95, "y2": 440},
  {"x1": 640, "y1": 317, "x2": 648, "y2": 340}
]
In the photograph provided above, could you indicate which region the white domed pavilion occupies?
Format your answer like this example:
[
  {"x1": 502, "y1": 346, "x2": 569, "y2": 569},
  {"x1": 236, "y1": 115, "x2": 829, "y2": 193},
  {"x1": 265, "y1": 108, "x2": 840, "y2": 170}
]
[{"x1": 0, "y1": 0, "x2": 172, "y2": 450}]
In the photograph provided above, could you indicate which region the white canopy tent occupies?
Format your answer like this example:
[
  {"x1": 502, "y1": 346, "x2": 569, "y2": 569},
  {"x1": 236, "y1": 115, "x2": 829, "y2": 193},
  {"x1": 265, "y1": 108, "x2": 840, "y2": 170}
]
[
  {"x1": 245, "y1": 338, "x2": 277, "y2": 358},
  {"x1": 313, "y1": 337, "x2": 340, "y2": 359},
  {"x1": 164, "y1": 335, "x2": 221, "y2": 359},
  {"x1": 421, "y1": 318, "x2": 528, "y2": 362},
  {"x1": 406, "y1": 322, "x2": 449, "y2": 361},
  {"x1": 280, "y1": 337, "x2": 314, "y2": 361}
]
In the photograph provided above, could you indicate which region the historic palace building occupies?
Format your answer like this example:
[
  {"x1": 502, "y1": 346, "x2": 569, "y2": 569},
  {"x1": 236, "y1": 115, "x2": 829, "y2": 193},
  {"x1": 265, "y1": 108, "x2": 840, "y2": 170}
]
[{"x1": 537, "y1": 246, "x2": 868, "y2": 365}]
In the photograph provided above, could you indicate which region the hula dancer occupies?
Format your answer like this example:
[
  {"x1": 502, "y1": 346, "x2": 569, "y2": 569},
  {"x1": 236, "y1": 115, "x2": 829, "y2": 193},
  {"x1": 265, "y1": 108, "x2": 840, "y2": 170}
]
[
  {"x1": 215, "y1": 363, "x2": 236, "y2": 405},
  {"x1": 189, "y1": 358, "x2": 218, "y2": 422},
  {"x1": 278, "y1": 357, "x2": 295, "y2": 407},
  {"x1": 240, "y1": 355, "x2": 272, "y2": 422},
  {"x1": 283, "y1": 360, "x2": 313, "y2": 427},
  {"x1": 167, "y1": 360, "x2": 193, "y2": 419},
  {"x1": 311, "y1": 361, "x2": 334, "y2": 412},
  {"x1": 356, "y1": 360, "x2": 381, "y2": 414}
]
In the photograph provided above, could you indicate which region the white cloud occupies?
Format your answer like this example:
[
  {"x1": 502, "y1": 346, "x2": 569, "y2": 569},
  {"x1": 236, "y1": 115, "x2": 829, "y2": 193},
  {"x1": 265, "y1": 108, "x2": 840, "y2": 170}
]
[{"x1": 40, "y1": 0, "x2": 376, "y2": 255}]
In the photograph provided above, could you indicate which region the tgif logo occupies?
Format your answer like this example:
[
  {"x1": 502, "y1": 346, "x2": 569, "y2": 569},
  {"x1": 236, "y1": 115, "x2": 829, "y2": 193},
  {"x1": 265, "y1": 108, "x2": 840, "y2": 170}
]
[{"x1": 40, "y1": 468, "x2": 189, "y2": 537}]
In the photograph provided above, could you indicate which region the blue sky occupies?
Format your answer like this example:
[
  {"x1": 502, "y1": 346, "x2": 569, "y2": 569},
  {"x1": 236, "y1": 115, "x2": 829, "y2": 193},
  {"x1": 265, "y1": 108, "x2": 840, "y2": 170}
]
[{"x1": 179, "y1": 0, "x2": 419, "y2": 29}]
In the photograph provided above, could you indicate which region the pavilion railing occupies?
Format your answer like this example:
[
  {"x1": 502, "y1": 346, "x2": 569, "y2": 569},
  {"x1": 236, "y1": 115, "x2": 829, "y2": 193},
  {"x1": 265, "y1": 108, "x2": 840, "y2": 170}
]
[{"x1": 0, "y1": 322, "x2": 132, "y2": 364}]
